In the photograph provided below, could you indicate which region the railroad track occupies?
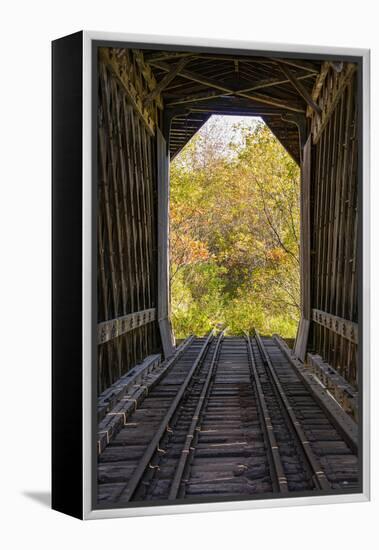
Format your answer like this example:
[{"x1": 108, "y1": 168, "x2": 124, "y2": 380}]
[{"x1": 98, "y1": 333, "x2": 359, "y2": 504}]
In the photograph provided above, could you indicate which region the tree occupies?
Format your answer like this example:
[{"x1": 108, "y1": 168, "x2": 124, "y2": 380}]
[{"x1": 169, "y1": 117, "x2": 300, "y2": 339}]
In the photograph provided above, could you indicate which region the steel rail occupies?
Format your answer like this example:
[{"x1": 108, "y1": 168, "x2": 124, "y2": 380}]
[
  {"x1": 255, "y1": 331, "x2": 331, "y2": 491},
  {"x1": 168, "y1": 331, "x2": 224, "y2": 500},
  {"x1": 273, "y1": 334, "x2": 358, "y2": 454},
  {"x1": 245, "y1": 333, "x2": 289, "y2": 493},
  {"x1": 112, "y1": 330, "x2": 216, "y2": 502}
]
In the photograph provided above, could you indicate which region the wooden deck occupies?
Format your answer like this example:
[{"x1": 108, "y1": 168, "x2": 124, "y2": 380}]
[{"x1": 97, "y1": 335, "x2": 358, "y2": 505}]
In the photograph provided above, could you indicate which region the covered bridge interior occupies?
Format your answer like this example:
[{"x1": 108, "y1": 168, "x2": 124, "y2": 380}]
[{"x1": 97, "y1": 44, "x2": 359, "y2": 402}]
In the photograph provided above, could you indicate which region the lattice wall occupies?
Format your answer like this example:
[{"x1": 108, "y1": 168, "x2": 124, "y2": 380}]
[
  {"x1": 309, "y1": 68, "x2": 358, "y2": 387},
  {"x1": 97, "y1": 60, "x2": 160, "y2": 393}
]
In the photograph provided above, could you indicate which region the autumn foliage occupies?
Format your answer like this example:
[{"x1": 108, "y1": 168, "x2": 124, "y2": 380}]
[{"x1": 169, "y1": 118, "x2": 300, "y2": 339}]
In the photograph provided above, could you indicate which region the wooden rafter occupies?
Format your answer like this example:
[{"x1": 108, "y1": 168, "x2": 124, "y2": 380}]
[
  {"x1": 150, "y1": 60, "x2": 304, "y2": 113},
  {"x1": 277, "y1": 61, "x2": 322, "y2": 116},
  {"x1": 143, "y1": 57, "x2": 191, "y2": 106},
  {"x1": 147, "y1": 54, "x2": 319, "y2": 70},
  {"x1": 144, "y1": 52, "x2": 194, "y2": 63},
  {"x1": 310, "y1": 62, "x2": 330, "y2": 106},
  {"x1": 98, "y1": 308, "x2": 156, "y2": 345},
  {"x1": 269, "y1": 57, "x2": 319, "y2": 73},
  {"x1": 310, "y1": 63, "x2": 356, "y2": 142},
  {"x1": 166, "y1": 73, "x2": 315, "y2": 107}
]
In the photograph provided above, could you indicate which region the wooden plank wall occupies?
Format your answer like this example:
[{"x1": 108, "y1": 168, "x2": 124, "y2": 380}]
[
  {"x1": 97, "y1": 60, "x2": 160, "y2": 393},
  {"x1": 294, "y1": 136, "x2": 311, "y2": 361},
  {"x1": 309, "y1": 67, "x2": 358, "y2": 387},
  {"x1": 157, "y1": 129, "x2": 176, "y2": 358}
]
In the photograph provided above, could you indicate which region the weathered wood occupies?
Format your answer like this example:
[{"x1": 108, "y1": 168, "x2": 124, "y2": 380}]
[
  {"x1": 312, "y1": 309, "x2": 358, "y2": 345},
  {"x1": 309, "y1": 62, "x2": 330, "y2": 111},
  {"x1": 328, "y1": 87, "x2": 346, "y2": 366},
  {"x1": 269, "y1": 57, "x2": 319, "y2": 74},
  {"x1": 98, "y1": 61, "x2": 159, "y2": 391},
  {"x1": 300, "y1": 135, "x2": 312, "y2": 320},
  {"x1": 98, "y1": 354, "x2": 161, "y2": 416},
  {"x1": 294, "y1": 135, "x2": 311, "y2": 361},
  {"x1": 110, "y1": 333, "x2": 214, "y2": 501},
  {"x1": 100, "y1": 48, "x2": 160, "y2": 135},
  {"x1": 307, "y1": 70, "x2": 358, "y2": 385},
  {"x1": 97, "y1": 336, "x2": 194, "y2": 454},
  {"x1": 98, "y1": 308, "x2": 156, "y2": 345},
  {"x1": 105, "y1": 75, "x2": 128, "y2": 317},
  {"x1": 98, "y1": 336, "x2": 359, "y2": 503},
  {"x1": 166, "y1": 73, "x2": 315, "y2": 107},
  {"x1": 256, "y1": 332, "x2": 330, "y2": 491},
  {"x1": 294, "y1": 319, "x2": 310, "y2": 362},
  {"x1": 150, "y1": 60, "x2": 305, "y2": 113},
  {"x1": 274, "y1": 336, "x2": 358, "y2": 453},
  {"x1": 144, "y1": 52, "x2": 194, "y2": 63},
  {"x1": 133, "y1": 49, "x2": 164, "y2": 99},
  {"x1": 277, "y1": 62, "x2": 322, "y2": 116},
  {"x1": 142, "y1": 50, "x2": 320, "y2": 161},
  {"x1": 157, "y1": 128, "x2": 175, "y2": 358},
  {"x1": 310, "y1": 63, "x2": 356, "y2": 143},
  {"x1": 143, "y1": 57, "x2": 191, "y2": 106},
  {"x1": 97, "y1": 46, "x2": 358, "y2": 395},
  {"x1": 323, "y1": 103, "x2": 339, "y2": 362},
  {"x1": 307, "y1": 353, "x2": 358, "y2": 419}
]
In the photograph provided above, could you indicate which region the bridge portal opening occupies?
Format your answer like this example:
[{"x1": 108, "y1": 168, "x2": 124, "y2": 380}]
[
  {"x1": 93, "y1": 44, "x2": 360, "y2": 509},
  {"x1": 169, "y1": 115, "x2": 300, "y2": 341},
  {"x1": 96, "y1": 45, "x2": 359, "y2": 394}
]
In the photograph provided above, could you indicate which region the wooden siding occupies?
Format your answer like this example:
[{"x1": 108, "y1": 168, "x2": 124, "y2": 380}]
[
  {"x1": 157, "y1": 129, "x2": 176, "y2": 357},
  {"x1": 97, "y1": 59, "x2": 160, "y2": 393},
  {"x1": 294, "y1": 136, "x2": 311, "y2": 361},
  {"x1": 309, "y1": 70, "x2": 358, "y2": 387}
]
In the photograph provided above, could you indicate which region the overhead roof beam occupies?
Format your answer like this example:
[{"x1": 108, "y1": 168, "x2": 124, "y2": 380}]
[
  {"x1": 143, "y1": 57, "x2": 191, "y2": 106},
  {"x1": 269, "y1": 58, "x2": 319, "y2": 73},
  {"x1": 147, "y1": 54, "x2": 319, "y2": 70},
  {"x1": 276, "y1": 61, "x2": 322, "y2": 116},
  {"x1": 150, "y1": 60, "x2": 304, "y2": 113},
  {"x1": 187, "y1": 108, "x2": 289, "y2": 116},
  {"x1": 144, "y1": 52, "x2": 195, "y2": 63},
  {"x1": 166, "y1": 73, "x2": 315, "y2": 107}
]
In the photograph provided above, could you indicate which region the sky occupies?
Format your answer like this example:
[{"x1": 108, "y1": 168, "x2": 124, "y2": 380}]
[
  {"x1": 174, "y1": 114, "x2": 263, "y2": 164},
  {"x1": 198, "y1": 114, "x2": 262, "y2": 152}
]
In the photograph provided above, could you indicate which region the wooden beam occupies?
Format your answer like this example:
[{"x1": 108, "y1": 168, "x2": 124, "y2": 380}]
[
  {"x1": 269, "y1": 57, "x2": 319, "y2": 73},
  {"x1": 143, "y1": 57, "x2": 191, "y2": 106},
  {"x1": 274, "y1": 336, "x2": 358, "y2": 453},
  {"x1": 100, "y1": 48, "x2": 157, "y2": 135},
  {"x1": 147, "y1": 54, "x2": 318, "y2": 70},
  {"x1": 150, "y1": 60, "x2": 305, "y2": 113},
  {"x1": 307, "y1": 353, "x2": 358, "y2": 420},
  {"x1": 312, "y1": 308, "x2": 358, "y2": 345},
  {"x1": 307, "y1": 62, "x2": 330, "y2": 118},
  {"x1": 132, "y1": 49, "x2": 164, "y2": 100},
  {"x1": 294, "y1": 136, "x2": 312, "y2": 360},
  {"x1": 277, "y1": 61, "x2": 322, "y2": 116},
  {"x1": 166, "y1": 73, "x2": 315, "y2": 107},
  {"x1": 97, "y1": 337, "x2": 194, "y2": 454},
  {"x1": 300, "y1": 134, "x2": 312, "y2": 319},
  {"x1": 98, "y1": 308, "x2": 156, "y2": 345},
  {"x1": 144, "y1": 52, "x2": 194, "y2": 63},
  {"x1": 157, "y1": 129, "x2": 176, "y2": 357},
  {"x1": 311, "y1": 63, "x2": 356, "y2": 143},
  {"x1": 98, "y1": 354, "x2": 161, "y2": 421},
  {"x1": 188, "y1": 107, "x2": 285, "y2": 117}
]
